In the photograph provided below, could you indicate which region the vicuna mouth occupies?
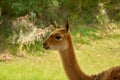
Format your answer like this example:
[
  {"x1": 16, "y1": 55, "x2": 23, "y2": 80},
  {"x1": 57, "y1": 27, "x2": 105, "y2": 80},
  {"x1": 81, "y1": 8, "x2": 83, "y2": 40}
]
[{"x1": 43, "y1": 46, "x2": 49, "y2": 50}]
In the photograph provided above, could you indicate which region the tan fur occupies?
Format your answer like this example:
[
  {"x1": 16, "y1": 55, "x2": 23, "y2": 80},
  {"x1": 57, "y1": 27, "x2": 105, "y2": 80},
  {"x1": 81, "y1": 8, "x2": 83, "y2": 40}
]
[{"x1": 43, "y1": 20, "x2": 120, "y2": 80}]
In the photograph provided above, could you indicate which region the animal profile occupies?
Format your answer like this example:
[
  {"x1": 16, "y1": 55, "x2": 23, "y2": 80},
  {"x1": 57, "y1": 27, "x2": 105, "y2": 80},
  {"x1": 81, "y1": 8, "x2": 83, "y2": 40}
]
[{"x1": 43, "y1": 20, "x2": 120, "y2": 80}]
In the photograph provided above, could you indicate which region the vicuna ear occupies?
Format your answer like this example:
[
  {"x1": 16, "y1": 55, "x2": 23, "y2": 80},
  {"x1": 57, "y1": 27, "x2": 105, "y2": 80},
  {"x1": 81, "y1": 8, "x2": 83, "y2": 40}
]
[
  {"x1": 65, "y1": 20, "x2": 69, "y2": 32},
  {"x1": 54, "y1": 21, "x2": 60, "y2": 28}
]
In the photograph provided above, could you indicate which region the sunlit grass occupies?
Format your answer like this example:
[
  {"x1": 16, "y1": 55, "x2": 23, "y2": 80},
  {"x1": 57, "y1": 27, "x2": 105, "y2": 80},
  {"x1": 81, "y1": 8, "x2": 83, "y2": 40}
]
[
  {"x1": 0, "y1": 31, "x2": 120, "y2": 80},
  {"x1": 75, "y1": 37, "x2": 120, "y2": 75},
  {"x1": 0, "y1": 54, "x2": 66, "y2": 80}
]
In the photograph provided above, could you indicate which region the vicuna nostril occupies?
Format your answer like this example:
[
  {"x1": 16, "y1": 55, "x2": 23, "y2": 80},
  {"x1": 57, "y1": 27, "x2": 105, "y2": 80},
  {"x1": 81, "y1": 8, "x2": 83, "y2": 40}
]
[
  {"x1": 43, "y1": 42, "x2": 48, "y2": 48},
  {"x1": 43, "y1": 42, "x2": 47, "y2": 46},
  {"x1": 43, "y1": 42, "x2": 49, "y2": 49}
]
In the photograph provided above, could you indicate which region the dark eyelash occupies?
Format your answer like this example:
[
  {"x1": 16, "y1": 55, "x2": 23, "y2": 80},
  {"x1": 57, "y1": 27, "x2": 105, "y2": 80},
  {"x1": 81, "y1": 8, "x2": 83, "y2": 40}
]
[{"x1": 55, "y1": 36, "x2": 61, "y2": 40}]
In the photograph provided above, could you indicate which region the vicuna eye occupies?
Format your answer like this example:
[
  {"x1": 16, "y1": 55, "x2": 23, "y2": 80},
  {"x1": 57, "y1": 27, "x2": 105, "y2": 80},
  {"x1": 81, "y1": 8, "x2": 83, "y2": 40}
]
[{"x1": 55, "y1": 36, "x2": 61, "y2": 40}]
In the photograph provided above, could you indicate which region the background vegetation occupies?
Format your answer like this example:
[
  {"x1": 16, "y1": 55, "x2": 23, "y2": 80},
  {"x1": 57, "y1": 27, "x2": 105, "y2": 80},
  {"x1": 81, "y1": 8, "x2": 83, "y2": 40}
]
[
  {"x1": 0, "y1": 0, "x2": 120, "y2": 80},
  {"x1": 0, "y1": 0, "x2": 120, "y2": 55}
]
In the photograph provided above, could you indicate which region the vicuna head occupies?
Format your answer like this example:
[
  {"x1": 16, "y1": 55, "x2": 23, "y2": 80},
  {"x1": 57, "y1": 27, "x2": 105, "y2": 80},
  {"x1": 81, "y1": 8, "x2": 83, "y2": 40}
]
[{"x1": 43, "y1": 20, "x2": 70, "y2": 51}]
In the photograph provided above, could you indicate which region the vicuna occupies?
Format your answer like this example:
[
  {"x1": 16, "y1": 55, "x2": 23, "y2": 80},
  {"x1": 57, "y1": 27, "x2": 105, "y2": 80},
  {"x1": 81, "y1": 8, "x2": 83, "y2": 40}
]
[{"x1": 43, "y1": 20, "x2": 120, "y2": 80}]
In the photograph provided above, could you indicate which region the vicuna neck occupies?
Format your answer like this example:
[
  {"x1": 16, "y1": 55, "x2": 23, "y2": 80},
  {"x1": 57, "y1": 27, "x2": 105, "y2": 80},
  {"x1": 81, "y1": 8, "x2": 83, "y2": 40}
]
[{"x1": 59, "y1": 34, "x2": 92, "y2": 80}]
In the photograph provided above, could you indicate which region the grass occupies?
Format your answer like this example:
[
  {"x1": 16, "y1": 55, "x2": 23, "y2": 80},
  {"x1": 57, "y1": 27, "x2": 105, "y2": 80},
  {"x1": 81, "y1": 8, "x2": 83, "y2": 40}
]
[
  {"x1": 0, "y1": 29, "x2": 120, "y2": 80},
  {"x1": 0, "y1": 52, "x2": 66, "y2": 80}
]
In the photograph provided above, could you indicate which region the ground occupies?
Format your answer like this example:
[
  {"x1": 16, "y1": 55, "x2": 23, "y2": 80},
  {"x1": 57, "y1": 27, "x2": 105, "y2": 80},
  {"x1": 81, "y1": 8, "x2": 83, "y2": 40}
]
[{"x1": 0, "y1": 34, "x2": 120, "y2": 80}]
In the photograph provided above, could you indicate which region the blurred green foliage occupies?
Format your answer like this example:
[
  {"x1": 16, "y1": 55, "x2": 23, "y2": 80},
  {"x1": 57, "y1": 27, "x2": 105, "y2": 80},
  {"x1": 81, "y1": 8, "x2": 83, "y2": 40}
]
[
  {"x1": 0, "y1": 0, "x2": 120, "y2": 22},
  {"x1": 0, "y1": 0, "x2": 120, "y2": 55}
]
